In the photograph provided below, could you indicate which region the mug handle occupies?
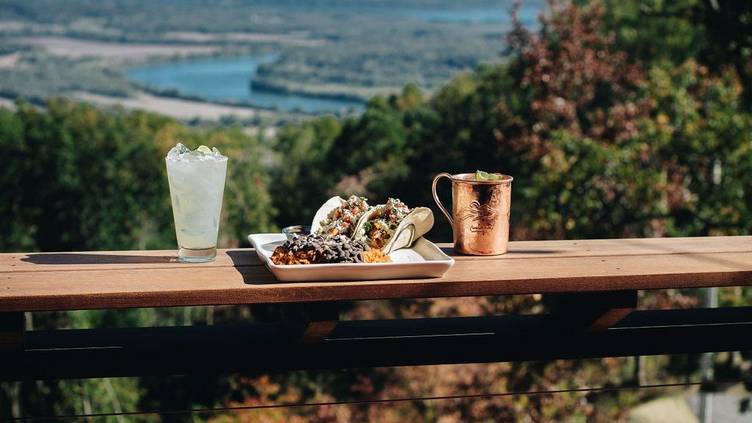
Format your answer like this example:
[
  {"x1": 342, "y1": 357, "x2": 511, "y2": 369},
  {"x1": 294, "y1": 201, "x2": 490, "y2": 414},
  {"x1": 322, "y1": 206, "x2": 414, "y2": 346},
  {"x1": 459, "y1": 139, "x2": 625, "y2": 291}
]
[{"x1": 431, "y1": 173, "x2": 454, "y2": 227}]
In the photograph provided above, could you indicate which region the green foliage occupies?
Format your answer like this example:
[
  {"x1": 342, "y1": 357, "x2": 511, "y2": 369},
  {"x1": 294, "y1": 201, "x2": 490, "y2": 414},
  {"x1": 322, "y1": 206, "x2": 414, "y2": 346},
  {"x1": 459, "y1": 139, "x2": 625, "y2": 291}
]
[
  {"x1": 0, "y1": 99, "x2": 169, "y2": 251},
  {"x1": 0, "y1": 54, "x2": 133, "y2": 103},
  {"x1": 640, "y1": 60, "x2": 752, "y2": 235},
  {"x1": 0, "y1": 107, "x2": 36, "y2": 251},
  {"x1": 270, "y1": 115, "x2": 342, "y2": 225},
  {"x1": 0, "y1": 99, "x2": 274, "y2": 252},
  {"x1": 603, "y1": 0, "x2": 707, "y2": 66},
  {"x1": 603, "y1": 0, "x2": 752, "y2": 105},
  {"x1": 525, "y1": 131, "x2": 665, "y2": 238}
]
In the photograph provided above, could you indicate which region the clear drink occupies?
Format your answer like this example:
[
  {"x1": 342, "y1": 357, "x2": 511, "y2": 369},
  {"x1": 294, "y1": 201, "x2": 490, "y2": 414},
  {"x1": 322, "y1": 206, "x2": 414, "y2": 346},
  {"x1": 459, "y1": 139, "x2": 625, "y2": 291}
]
[{"x1": 166, "y1": 143, "x2": 228, "y2": 262}]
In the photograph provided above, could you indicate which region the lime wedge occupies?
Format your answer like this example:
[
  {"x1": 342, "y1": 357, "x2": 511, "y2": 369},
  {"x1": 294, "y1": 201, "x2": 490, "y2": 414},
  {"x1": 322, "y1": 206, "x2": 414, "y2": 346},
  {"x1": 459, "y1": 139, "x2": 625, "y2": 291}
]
[
  {"x1": 476, "y1": 170, "x2": 503, "y2": 181},
  {"x1": 196, "y1": 145, "x2": 212, "y2": 154}
]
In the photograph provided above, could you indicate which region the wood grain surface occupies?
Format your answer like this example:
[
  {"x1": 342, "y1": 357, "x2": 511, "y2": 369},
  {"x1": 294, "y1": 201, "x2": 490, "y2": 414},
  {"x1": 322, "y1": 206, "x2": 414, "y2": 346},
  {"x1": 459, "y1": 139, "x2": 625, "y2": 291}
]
[{"x1": 1, "y1": 236, "x2": 750, "y2": 312}]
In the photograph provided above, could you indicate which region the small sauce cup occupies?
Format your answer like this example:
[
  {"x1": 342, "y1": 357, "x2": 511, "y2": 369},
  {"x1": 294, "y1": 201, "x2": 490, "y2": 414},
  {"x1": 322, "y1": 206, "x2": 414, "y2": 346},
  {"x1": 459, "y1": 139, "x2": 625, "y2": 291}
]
[{"x1": 282, "y1": 225, "x2": 312, "y2": 240}]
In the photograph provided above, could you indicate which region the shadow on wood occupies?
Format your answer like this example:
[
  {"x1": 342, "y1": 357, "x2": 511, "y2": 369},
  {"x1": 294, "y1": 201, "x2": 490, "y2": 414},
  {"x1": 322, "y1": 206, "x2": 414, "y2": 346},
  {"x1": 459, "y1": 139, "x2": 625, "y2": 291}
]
[{"x1": 21, "y1": 253, "x2": 175, "y2": 265}]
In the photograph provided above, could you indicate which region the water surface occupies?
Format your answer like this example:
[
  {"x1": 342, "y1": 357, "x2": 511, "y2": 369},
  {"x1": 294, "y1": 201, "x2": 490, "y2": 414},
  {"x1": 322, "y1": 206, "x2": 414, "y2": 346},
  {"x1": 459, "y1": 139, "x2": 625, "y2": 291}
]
[{"x1": 128, "y1": 56, "x2": 364, "y2": 114}]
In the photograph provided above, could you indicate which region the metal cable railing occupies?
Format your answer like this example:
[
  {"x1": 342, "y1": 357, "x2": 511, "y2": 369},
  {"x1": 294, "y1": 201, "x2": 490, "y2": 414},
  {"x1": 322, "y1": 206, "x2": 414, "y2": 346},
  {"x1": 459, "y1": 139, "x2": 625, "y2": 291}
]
[{"x1": 6, "y1": 379, "x2": 747, "y2": 422}]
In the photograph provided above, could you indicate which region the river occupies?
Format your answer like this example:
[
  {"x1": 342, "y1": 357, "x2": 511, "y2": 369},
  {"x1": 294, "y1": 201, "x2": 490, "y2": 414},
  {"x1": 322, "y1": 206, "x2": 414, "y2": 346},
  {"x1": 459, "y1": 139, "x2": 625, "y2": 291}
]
[
  {"x1": 127, "y1": 56, "x2": 364, "y2": 114},
  {"x1": 126, "y1": 3, "x2": 540, "y2": 114}
]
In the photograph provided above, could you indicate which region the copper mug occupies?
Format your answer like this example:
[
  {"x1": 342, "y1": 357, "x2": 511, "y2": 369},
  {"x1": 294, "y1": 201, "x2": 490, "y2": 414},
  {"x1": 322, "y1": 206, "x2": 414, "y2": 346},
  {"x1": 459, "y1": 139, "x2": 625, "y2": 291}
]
[{"x1": 432, "y1": 173, "x2": 513, "y2": 255}]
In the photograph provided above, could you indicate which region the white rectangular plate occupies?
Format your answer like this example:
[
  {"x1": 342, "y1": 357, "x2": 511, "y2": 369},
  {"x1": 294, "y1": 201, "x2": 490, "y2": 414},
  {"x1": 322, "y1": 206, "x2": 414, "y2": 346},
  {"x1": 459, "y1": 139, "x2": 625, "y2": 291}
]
[{"x1": 248, "y1": 233, "x2": 454, "y2": 282}]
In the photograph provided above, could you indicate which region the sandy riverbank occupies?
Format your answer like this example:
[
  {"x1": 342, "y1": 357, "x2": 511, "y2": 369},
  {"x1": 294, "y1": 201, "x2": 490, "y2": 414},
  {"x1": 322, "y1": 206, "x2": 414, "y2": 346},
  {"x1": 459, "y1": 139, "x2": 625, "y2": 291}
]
[
  {"x1": 11, "y1": 36, "x2": 220, "y2": 59},
  {"x1": 0, "y1": 53, "x2": 20, "y2": 68},
  {"x1": 74, "y1": 91, "x2": 266, "y2": 120},
  {"x1": 0, "y1": 97, "x2": 16, "y2": 109},
  {"x1": 2, "y1": 93, "x2": 278, "y2": 137}
]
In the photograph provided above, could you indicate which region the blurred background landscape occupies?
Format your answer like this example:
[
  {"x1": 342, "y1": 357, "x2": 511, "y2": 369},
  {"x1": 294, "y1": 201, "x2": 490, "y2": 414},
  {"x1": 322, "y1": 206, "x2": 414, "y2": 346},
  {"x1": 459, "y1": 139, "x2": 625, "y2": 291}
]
[{"x1": 1, "y1": 0, "x2": 751, "y2": 421}]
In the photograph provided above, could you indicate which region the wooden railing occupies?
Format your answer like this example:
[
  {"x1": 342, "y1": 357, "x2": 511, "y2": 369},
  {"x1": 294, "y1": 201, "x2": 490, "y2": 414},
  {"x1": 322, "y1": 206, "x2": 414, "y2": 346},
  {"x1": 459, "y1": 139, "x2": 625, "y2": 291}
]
[{"x1": 1, "y1": 236, "x2": 751, "y2": 380}]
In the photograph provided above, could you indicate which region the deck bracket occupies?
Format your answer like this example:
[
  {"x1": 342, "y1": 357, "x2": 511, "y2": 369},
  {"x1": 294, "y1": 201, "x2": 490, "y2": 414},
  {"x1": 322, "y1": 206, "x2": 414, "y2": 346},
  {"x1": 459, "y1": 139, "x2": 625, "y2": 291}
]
[
  {"x1": 0, "y1": 312, "x2": 25, "y2": 351},
  {"x1": 544, "y1": 290, "x2": 638, "y2": 333},
  {"x1": 282, "y1": 302, "x2": 340, "y2": 344}
]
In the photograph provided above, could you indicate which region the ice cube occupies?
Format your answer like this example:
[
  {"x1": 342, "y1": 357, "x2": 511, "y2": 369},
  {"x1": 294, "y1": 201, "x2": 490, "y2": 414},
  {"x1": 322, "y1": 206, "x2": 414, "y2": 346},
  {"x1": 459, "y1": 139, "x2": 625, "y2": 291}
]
[
  {"x1": 166, "y1": 142, "x2": 191, "y2": 161},
  {"x1": 203, "y1": 146, "x2": 226, "y2": 161},
  {"x1": 166, "y1": 142, "x2": 226, "y2": 162},
  {"x1": 185, "y1": 151, "x2": 204, "y2": 162}
]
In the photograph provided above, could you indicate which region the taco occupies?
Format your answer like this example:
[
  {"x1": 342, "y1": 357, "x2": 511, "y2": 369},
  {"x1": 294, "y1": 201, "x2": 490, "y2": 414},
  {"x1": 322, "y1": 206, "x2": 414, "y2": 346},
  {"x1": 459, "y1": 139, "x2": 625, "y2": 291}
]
[
  {"x1": 354, "y1": 198, "x2": 434, "y2": 253},
  {"x1": 310, "y1": 195, "x2": 370, "y2": 238},
  {"x1": 271, "y1": 233, "x2": 391, "y2": 265}
]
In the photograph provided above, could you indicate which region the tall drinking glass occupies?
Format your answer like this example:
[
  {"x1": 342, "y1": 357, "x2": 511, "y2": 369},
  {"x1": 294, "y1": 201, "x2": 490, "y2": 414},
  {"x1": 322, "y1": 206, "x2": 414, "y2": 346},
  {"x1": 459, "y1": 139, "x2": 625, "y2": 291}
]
[{"x1": 166, "y1": 143, "x2": 228, "y2": 263}]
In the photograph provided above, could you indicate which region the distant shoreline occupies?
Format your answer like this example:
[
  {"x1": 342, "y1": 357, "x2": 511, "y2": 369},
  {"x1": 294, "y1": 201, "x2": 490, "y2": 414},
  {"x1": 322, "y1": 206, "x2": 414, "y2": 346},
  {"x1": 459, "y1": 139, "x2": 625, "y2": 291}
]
[
  {"x1": 134, "y1": 85, "x2": 284, "y2": 113},
  {"x1": 131, "y1": 84, "x2": 363, "y2": 116},
  {"x1": 249, "y1": 79, "x2": 369, "y2": 103},
  {"x1": 72, "y1": 91, "x2": 267, "y2": 121},
  {"x1": 8, "y1": 36, "x2": 222, "y2": 60},
  {"x1": 0, "y1": 90, "x2": 269, "y2": 121},
  {"x1": 1, "y1": 86, "x2": 362, "y2": 122}
]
